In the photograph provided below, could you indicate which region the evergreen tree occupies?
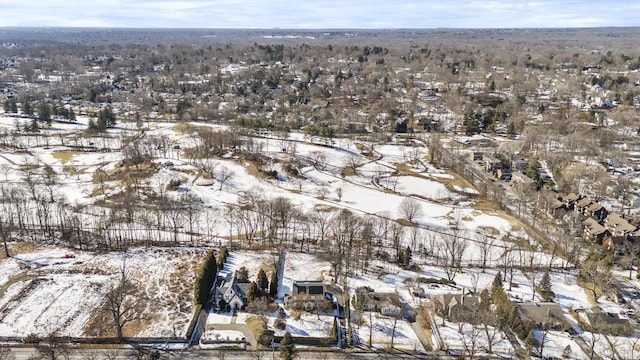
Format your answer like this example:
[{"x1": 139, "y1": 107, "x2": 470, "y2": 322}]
[
  {"x1": 257, "y1": 268, "x2": 269, "y2": 294},
  {"x1": 37, "y1": 101, "x2": 51, "y2": 125},
  {"x1": 277, "y1": 307, "x2": 286, "y2": 320},
  {"x1": 194, "y1": 250, "x2": 218, "y2": 305},
  {"x1": 246, "y1": 281, "x2": 258, "y2": 303},
  {"x1": 269, "y1": 271, "x2": 278, "y2": 298},
  {"x1": 507, "y1": 121, "x2": 516, "y2": 137},
  {"x1": 97, "y1": 107, "x2": 116, "y2": 130},
  {"x1": 491, "y1": 272, "x2": 503, "y2": 295},
  {"x1": 217, "y1": 246, "x2": 229, "y2": 272},
  {"x1": 400, "y1": 246, "x2": 412, "y2": 268},
  {"x1": 330, "y1": 317, "x2": 338, "y2": 343},
  {"x1": 22, "y1": 99, "x2": 32, "y2": 116},
  {"x1": 525, "y1": 330, "x2": 539, "y2": 350},
  {"x1": 279, "y1": 332, "x2": 296, "y2": 360},
  {"x1": 538, "y1": 271, "x2": 554, "y2": 301},
  {"x1": 237, "y1": 266, "x2": 249, "y2": 282}
]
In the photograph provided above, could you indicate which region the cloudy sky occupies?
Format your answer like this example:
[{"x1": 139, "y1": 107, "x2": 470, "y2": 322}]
[{"x1": 0, "y1": 0, "x2": 637, "y2": 28}]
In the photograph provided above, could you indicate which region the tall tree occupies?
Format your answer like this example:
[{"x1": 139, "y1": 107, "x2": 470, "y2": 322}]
[
  {"x1": 247, "y1": 281, "x2": 258, "y2": 303},
  {"x1": 538, "y1": 271, "x2": 554, "y2": 301},
  {"x1": 37, "y1": 101, "x2": 51, "y2": 125},
  {"x1": 269, "y1": 271, "x2": 278, "y2": 298},
  {"x1": 106, "y1": 257, "x2": 139, "y2": 340},
  {"x1": 257, "y1": 268, "x2": 269, "y2": 294},
  {"x1": 279, "y1": 332, "x2": 296, "y2": 360}
]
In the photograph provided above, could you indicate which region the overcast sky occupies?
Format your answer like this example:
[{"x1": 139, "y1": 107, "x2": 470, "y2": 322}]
[{"x1": 0, "y1": 0, "x2": 637, "y2": 28}]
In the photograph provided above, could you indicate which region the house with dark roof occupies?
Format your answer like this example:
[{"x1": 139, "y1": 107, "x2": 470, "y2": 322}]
[
  {"x1": 356, "y1": 288, "x2": 403, "y2": 318},
  {"x1": 284, "y1": 281, "x2": 344, "y2": 315},
  {"x1": 586, "y1": 308, "x2": 633, "y2": 335},
  {"x1": 215, "y1": 272, "x2": 250, "y2": 311},
  {"x1": 433, "y1": 293, "x2": 485, "y2": 324},
  {"x1": 585, "y1": 202, "x2": 608, "y2": 222}
]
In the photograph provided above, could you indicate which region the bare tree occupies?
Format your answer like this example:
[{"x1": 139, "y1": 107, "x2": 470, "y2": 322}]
[
  {"x1": 105, "y1": 256, "x2": 139, "y2": 340},
  {"x1": 387, "y1": 174, "x2": 399, "y2": 191},
  {"x1": 460, "y1": 325, "x2": 482, "y2": 360},
  {"x1": 36, "y1": 333, "x2": 71, "y2": 360},
  {"x1": 216, "y1": 166, "x2": 233, "y2": 191},
  {"x1": 477, "y1": 233, "x2": 496, "y2": 270},
  {"x1": 398, "y1": 198, "x2": 423, "y2": 224},
  {"x1": 344, "y1": 154, "x2": 363, "y2": 175},
  {"x1": 579, "y1": 254, "x2": 612, "y2": 302},
  {"x1": 442, "y1": 228, "x2": 468, "y2": 282},
  {"x1": 0, "y1": 346, "x2": 14, "y2": 360}
]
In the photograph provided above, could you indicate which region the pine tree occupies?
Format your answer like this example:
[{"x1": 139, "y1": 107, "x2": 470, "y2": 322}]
[
  {"x1": 237, "y1": 266, "x2": 249, "y2": 282},
  {"x1": 269, "y1": 271, "x2": 278, "y2": 298},
  {"x1": 246, "y1": 281, "x2": 258, "y2": 303},
  {"x1": 22, "y1": 99, "x2": 32, "y2": 116},
  {"x1": 491, "y1": 272, "x2": 503, "y2": 295},
  {"x1": 37, "y1": 101, "x2": 51, "y2": 125},
  {"x1": 330, "y1": 317, "x2": 338, "y2": 343},
  {"x1": 277, "y1": 307, "x2": 286, "y2": 320},
  {"x1": 257, "y1": 268, "x2": 269, "y2": 294},
  {"x1": 217, "y1": 246, "x2": 229, "y2": 272},
  {"x1": 279, "y1": 332, "x2": 296, "y2": 360},
  {"x1": 538, "y1": 271, "x2": 554, "y2": 301},
  {"x1": 525, "y1": 330, "x2": 539, "y2": 350}
]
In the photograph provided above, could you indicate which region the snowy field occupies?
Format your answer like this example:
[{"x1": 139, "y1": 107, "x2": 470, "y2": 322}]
[
  {"x1": 0, "y1": 244, "x2": 201, "y2": 337},
  {"x1": 355, "y1": 314, "x2": 426, "y2": 353},
  {"x1": 0, "y1": 115, "x2": 603, "y2": 354}
]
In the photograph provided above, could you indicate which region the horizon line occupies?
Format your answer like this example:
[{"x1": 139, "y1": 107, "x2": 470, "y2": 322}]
[{"x1": 2, "y1": 26, "x2": 639, "y2": 31}]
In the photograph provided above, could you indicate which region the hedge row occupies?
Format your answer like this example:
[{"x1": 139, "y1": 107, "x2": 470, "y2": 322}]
[{"x1": 193, "y1": 250, "x2": 218, "y2": 306}]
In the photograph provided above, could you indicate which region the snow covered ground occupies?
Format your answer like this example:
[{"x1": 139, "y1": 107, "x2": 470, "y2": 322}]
[
  {"x1": 355, "y1": 314, "x2": 426, "y2": 353},
  {"x1": 0, "y1": 116, "x2": 602, "y2": 353},
  {"x1": 0, "y1": 244, "x2": 200, "y2": 337}
]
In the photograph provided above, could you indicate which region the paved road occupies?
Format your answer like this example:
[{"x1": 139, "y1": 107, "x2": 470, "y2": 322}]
[{"x1": 3, "y1": 345, "x2": 460, "y2": 360}]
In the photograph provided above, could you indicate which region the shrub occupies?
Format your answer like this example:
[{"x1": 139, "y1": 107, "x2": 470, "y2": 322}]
[
  {"x1": 274, "y1": 319, "x2": 287, "y2": 330},
  {"x1": 257, "y1": 329, "x2": 275, "y2": 347},
  {"x1": 185, "y1": 304, "x2": 203, "y2": 339},
  {"x1": 290, "y1": 309, "x2": 302, "y2": 320}
]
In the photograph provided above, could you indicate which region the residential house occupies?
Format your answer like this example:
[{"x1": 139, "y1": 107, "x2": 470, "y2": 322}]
[
  {"x1": 433, "y1": 293, "x2": 485, "y2": 324},
  {"x1": 601, "y1": 235, "x2": 628, "y2": 254},
  {"x1": 585, "y1": 202, "x2": 609, "y2": 222},
  {"x1": 582, "y1": 217, "x2": 610, "y2": 242},
  {"x1": 356, "y1": 288, "x2": 403, "y2": 318},
  {"x1": 540, "y1": 191, "x2": 567, "y2": 217},
  {"x1": 562, "y1": 193, "x2": 580, "y2": 210},
  {"x1": 516, "y1": 302, "x2": 568, "y2": 330},
  {"x1": 604, "y1": 213, "x2": 636, "y2": 236},
  {"x1": 215, "y1": 272, "x2": 250, "y2": 311},
  {"x1": 469, "y1": 151, "x2": 484, "y2": 163},
  {"x1": 585, "y1": 308, "x2": 633, "y2": 335},
  {"x1": 575, "y1": 197, "x2": 594, "y2": 215},
  {"x1": 512, "y1": 156, "x2": 528, "y2": 173},
  {"x1": 284, "y1": 281, "x2": 343, "y2": 314},
  {"x1": 484, "y1": 157, "x2": 512, "y2": 181}
]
